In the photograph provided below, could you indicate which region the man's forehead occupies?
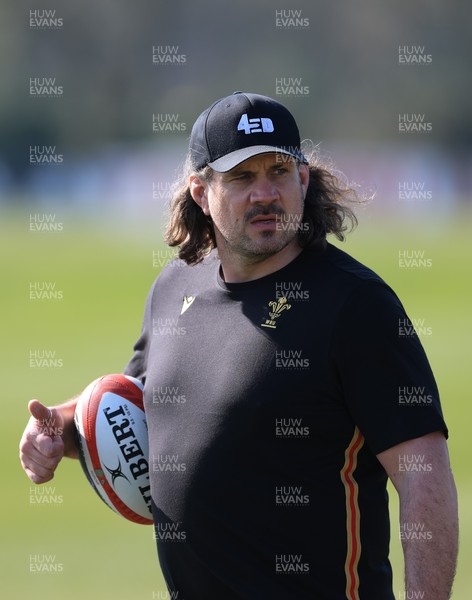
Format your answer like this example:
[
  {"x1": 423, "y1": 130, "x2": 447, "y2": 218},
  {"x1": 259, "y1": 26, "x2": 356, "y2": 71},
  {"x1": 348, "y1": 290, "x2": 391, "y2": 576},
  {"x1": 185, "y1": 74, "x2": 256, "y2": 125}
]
[{"x1": 227, "y1": 153, "x2": 297, "y2": 172}]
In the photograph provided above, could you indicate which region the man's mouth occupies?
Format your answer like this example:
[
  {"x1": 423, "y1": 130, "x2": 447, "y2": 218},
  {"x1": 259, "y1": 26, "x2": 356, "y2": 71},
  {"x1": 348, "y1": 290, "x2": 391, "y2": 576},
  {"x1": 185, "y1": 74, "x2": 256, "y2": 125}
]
[
  {"x1": 250, "y1": 214, "x2": 278, "y2": 224},
  {"x1": 249, "y1": 214, "x2": 280, "y2": 230}
]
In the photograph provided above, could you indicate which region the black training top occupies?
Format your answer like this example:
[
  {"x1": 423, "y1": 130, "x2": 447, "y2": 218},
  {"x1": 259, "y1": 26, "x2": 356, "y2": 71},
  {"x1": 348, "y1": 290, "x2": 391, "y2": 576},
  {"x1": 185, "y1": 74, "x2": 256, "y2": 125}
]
[{"x1": 124, "y1": 243, "x2": 447, "y2": 600}]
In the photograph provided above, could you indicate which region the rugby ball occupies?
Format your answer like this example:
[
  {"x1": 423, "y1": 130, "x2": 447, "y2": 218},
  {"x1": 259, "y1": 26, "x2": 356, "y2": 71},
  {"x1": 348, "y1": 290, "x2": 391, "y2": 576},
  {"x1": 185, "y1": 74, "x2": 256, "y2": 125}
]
[{"x1": 74, "y1": 374, "x2": 153, "y2": 525}]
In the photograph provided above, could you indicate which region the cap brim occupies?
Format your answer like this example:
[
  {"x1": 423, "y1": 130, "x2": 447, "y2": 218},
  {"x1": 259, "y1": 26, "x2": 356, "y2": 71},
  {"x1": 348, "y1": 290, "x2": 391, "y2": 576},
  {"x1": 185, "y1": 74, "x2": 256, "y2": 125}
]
[{"x1": 208, "y1": 145, "x2": 307, "y2": 173}]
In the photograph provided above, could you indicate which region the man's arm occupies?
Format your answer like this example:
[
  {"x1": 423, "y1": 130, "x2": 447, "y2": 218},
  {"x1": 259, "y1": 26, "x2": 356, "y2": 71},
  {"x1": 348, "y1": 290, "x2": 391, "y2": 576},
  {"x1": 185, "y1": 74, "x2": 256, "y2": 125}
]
[
  {"x1": 377, "y1": 431, "x2": 458, "y2": 600},
  {"x1": 19, "y1": 397, "x2": 80, "y2": 484}
]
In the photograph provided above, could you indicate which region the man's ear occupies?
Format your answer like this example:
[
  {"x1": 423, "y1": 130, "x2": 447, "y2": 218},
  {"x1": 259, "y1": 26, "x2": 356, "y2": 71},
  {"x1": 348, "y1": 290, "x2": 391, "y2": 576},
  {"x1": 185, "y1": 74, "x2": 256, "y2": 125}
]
[
  {"x1": 298, "y1": 163, "x2": 310, "y2": 199},
  {"x1": 189, "y1": 175, "x2": 210, "y2": 216}
]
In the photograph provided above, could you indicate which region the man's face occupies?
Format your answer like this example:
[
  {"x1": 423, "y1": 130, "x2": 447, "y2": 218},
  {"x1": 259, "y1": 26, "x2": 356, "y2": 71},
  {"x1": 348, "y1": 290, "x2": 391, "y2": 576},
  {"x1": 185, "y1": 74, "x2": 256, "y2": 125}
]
[{"x1": 190, "y1": 153, "x2": 309, "y2": 263}]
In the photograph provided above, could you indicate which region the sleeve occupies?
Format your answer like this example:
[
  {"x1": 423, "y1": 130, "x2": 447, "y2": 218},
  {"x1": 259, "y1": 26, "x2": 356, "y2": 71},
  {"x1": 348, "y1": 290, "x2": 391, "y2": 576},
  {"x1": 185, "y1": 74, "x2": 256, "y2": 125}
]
[
  {"x1": 332, "y1": 280, "x2": 448, "y2": 455},
  {"x1": 122, "y1": 278, "x2": 157, "y2": 385}
]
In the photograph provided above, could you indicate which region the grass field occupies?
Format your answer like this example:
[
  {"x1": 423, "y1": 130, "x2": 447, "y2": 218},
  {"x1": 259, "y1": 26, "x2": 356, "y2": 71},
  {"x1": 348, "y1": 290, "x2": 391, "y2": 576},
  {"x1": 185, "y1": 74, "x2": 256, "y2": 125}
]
[{"x1": 1, "y1": 206, "x2": 471, "y2": 599}]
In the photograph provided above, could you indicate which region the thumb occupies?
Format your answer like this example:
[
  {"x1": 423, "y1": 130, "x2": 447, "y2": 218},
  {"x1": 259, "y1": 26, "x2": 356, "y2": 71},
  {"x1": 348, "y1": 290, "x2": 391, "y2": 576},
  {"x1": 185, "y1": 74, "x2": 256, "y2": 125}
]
[{"x1": 28, "y1": 400, "x2": 64, "y2": 437}]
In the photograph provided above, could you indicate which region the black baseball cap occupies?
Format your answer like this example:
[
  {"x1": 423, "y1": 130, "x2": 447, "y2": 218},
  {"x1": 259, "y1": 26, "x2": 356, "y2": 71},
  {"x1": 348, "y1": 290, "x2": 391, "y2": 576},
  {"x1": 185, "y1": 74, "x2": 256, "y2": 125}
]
[{"x1": 189, "y1": 91, "x2": 307, "y2": 172}]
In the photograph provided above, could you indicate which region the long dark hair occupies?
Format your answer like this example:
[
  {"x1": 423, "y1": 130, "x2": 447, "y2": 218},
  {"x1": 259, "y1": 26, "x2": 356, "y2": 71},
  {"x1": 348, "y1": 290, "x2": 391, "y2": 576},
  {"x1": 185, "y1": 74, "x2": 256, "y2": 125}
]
[{"x1": 164, "y1": 151, "x2": 362, "y2": 265}]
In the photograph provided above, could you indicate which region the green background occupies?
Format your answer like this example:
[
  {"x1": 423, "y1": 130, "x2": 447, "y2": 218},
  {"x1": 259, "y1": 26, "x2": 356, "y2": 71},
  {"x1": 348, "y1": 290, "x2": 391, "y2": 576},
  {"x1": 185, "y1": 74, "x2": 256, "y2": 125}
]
[{"x1": 1, "y1": 207, "x2": 470, "y2": 599}]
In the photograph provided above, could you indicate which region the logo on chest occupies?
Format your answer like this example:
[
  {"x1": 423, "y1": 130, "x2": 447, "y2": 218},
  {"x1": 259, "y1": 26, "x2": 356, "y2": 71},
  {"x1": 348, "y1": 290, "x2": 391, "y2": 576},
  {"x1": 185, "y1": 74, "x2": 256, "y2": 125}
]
[
  {"x1": 180, "y1": 295, "x2": 196, "y2": 315},
  {"x1": 261, "y1": 296, "x2": 291, "y2": 329}
]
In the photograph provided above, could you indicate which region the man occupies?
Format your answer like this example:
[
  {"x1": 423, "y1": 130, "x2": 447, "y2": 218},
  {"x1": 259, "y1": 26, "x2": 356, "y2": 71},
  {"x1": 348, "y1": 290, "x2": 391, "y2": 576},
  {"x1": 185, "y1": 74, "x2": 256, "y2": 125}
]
[{"x1": 20, "y1": 92, "x2": 458, "y2": 599}]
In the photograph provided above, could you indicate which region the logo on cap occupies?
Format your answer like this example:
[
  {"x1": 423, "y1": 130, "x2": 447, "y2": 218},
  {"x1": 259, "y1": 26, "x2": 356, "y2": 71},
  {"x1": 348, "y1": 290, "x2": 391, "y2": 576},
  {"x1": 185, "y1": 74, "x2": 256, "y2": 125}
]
[{"x1": 237, "y1": 114, "x2": 274, "y2": 135}]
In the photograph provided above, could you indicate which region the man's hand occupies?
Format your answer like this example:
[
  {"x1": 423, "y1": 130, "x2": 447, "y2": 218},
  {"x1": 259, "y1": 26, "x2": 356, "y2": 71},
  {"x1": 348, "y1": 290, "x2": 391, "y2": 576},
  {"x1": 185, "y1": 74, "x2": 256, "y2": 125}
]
[
  {"x1": 19, "y1": 400, "x2": 65, "y2": 484},
  {"x1": 19, "y1": 397, "x2": 79, "y2": 484},
  {"x1": 377, "y1": 431, "x2": 458, "y2": 600}
]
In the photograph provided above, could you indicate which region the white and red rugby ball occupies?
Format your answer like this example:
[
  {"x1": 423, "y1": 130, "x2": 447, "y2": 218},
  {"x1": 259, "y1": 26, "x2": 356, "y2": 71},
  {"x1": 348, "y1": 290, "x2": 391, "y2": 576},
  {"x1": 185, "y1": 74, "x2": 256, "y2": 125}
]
[{"x1": 74, "y1": 374, "x2": 153, "y2": 525}]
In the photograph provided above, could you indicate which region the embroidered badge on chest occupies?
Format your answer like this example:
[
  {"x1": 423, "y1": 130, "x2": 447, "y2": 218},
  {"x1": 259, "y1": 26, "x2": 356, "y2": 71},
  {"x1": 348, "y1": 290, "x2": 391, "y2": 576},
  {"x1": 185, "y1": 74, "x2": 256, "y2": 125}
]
[{"x1": 261, "y1": 296, "x2": 292, "y2": 329}]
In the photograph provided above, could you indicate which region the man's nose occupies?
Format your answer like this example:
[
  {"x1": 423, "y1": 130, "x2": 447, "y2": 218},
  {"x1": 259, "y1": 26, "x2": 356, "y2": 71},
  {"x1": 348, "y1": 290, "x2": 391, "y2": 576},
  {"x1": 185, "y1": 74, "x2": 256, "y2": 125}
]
[{"x1": 248, "y1": 176, "x2": 279, "y2": 204}]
